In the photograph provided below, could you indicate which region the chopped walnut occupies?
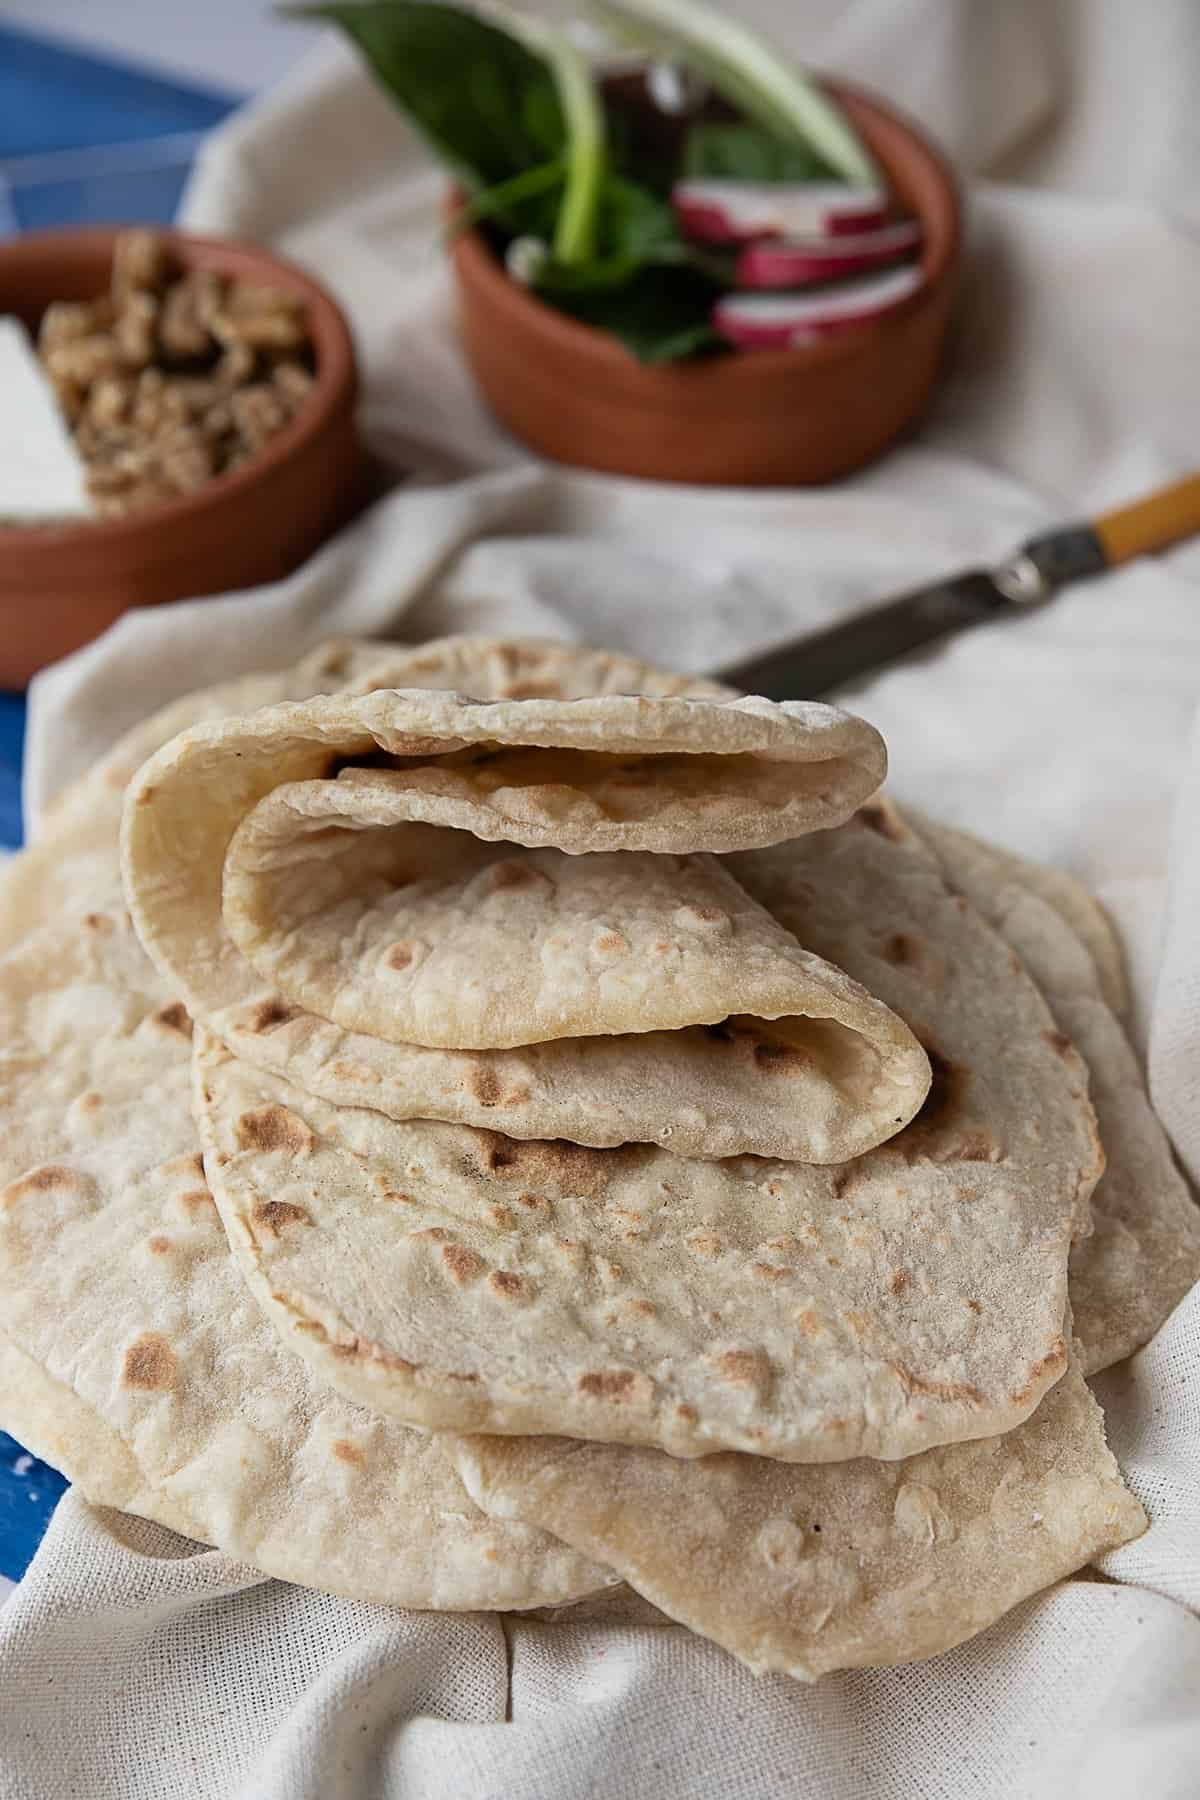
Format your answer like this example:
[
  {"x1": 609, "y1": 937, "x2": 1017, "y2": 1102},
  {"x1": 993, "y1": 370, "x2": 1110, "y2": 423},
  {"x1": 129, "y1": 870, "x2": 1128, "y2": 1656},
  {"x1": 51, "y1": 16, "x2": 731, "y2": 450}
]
[
  {"x1": 203, "y1": 399, "x2": 235, "y2": 438},
  {"x1": 93, "y1": 477, "x2": 176, "y2": 518},
  {"x1": 85, "y1": 374, "x2": 135, "y2": 430},
  {"x1": 272, "y1": 360, "x2": 316, "y2": 408},
  {"x1": 160, "y1": 437, "x2": 216, "y2": 493},
  {"x1": 230, "y1": 383, "x2": 290, "y2": 451},
  {"x1": 159, "y1": 274, "x2": 220, "y2": 361},
  {"x1": 112, "y1": 443, "x2": 162, "y2": 481},
  {"x1": 115, "y1": 292, "x2": 160, "y2": 368},
  {"x1": 211, "y1": 284, "x2": 306, "y2": 351},
  {"x1": 73, "y1": 419, "x2": 106, "y2": 460},
  {"x1": 35, "y1": 229, "x2": 317, "y2": 516},
  {"x1": 43, "y1": 335, "x2": 124, "y2": 388},
  {"x1": 85, "y1": 460, "x2": 141, "y2": 499},
  {"x1": 214, "y1": 341, "x2": 256, "y2": 387},
  {"x1": 112, "y1": 228, "x2": 171, "y2": 301},
  {"x1": 158, "y1": 378, "x2": 217, "y2": 425},
  {"x1": 131, "y1": 367, "x2": 168, "y2": 433},
  {"x1": 39, "y1": 299, "x2": 111, "y2": 350},
  {"x1": 74, "y1": 424, "x2": 133, "y2": 466}
]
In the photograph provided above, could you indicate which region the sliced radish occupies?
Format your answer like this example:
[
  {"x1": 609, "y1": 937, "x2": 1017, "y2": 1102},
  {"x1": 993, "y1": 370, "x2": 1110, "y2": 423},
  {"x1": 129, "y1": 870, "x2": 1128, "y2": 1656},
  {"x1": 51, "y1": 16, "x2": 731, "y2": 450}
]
[
  {"x1": 671, "y1": 179, "x2": 888, "y2": 244},
  {"x1": 713, "y1": 266, "x2": 925, "y2": 349},
  {"x1": 736, "y1": 219, "x2": 922, "y2": 289}
]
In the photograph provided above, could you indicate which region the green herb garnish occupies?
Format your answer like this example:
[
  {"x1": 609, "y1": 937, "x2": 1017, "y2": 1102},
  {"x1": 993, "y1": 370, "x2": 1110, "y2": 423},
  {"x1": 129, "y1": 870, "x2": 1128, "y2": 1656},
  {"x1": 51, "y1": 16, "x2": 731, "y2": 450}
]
[{"x1": 288, "y1": 0, "x2": 877, "y2": 363}]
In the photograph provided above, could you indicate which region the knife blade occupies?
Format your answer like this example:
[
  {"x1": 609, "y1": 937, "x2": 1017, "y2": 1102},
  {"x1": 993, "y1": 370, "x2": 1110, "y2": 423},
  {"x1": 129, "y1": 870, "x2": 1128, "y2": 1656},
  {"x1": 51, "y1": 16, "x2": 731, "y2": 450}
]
[{"x1": 715, "y1": 473, "x2": 1200, "y2": 701}]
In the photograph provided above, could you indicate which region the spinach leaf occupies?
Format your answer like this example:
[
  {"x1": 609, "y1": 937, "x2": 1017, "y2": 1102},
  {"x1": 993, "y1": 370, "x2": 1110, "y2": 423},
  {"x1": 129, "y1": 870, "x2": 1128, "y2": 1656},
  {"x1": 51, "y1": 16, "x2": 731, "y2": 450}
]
[
  {"x1": 684, "y1": 121, "x2": 837, "y2": 184},
  {"x1": 598, "y1": 174, "x2": 679, "y2": 260},
  {"x1": 449, "y1": 159, "x2": 565, "y2": 237},
  {"x1": 288, "y1": 2, "x2": 565, "y2": 193},
  {"x1": 289, "y1": 2, "x2": 730, "y2": 361},
  {"x1": 554, "y1": 263, "x2": 724, "y2": 363},
  {"x1": 296, "y1": 2, "x2": 608, "y2": 263},
  {"x1": 529, "y1": 173, "x2": 735, "y2": 304}
]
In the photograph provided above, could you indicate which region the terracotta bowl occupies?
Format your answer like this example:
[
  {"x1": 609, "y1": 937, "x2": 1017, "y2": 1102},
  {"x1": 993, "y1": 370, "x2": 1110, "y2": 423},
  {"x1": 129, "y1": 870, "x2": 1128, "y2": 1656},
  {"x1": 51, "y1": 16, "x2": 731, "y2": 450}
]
[
  {"x1": 0, "y1": 229, "x2": 361, "y2": 687},
  {"x1": 451, "y1": 79, "x2": 961, "y2": 487}
]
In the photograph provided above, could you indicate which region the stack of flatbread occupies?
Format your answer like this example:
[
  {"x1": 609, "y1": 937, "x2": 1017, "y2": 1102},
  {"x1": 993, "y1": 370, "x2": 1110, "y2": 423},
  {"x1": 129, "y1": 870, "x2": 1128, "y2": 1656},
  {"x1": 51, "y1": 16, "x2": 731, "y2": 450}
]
[{"x1": 1, "y1": 634, "x2": 1196, "y2": 1679}]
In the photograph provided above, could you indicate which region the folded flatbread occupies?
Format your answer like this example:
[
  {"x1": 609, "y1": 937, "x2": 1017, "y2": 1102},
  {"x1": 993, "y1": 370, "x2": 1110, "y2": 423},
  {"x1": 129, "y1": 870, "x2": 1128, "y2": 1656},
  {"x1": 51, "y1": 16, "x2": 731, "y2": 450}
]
[
  {"x1": 0, "y1": 636, "x2": 1170, "y2": 1666},
  {"x1": 124, "y1": 682, "x2": 930, "y2": 1164},
  {"x1": 0, "y1": 641, "x2": 647, "y2": 1607},
  {"x1": 447, "y1": 802, "x2": 1161, "y2": 1670},
  {"x1": 193, "y1": 800, "x2": 1102, "y2": 1464},
  {"x1": 6, "y1": 636, "x2": 728, "y2": 953}
]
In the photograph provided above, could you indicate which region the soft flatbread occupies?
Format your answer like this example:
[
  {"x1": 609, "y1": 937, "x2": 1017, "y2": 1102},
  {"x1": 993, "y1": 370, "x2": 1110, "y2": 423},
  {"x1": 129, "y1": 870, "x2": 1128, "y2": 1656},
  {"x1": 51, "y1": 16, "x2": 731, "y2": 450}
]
[
  {"x1": 124, "y1": 683, "x2": 928, "y2": 1163},
  {"x1": 0, "y1": 901, "x2": 611, "y2": 1610},
  {"x1": 927, "y1": 823, "x2": 1129, "y2": 1017},
  {"x1": 907, "y1": 810, "x2": 1200, "y2": 1373},
  {"x1": 448, "y1": 1342, "x2": 1144, "y2": 1681},
  {"x1": 193, "y1": 802, "x2": 1100, "y2": 1464},
  {"x1": 7, "y1": 636, "x2": 728, "y2": 955}
]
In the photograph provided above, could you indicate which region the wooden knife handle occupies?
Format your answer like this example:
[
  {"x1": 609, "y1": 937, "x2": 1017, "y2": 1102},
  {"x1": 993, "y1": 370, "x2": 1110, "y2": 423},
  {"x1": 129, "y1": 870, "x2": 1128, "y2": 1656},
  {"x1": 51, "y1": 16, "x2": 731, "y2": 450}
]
[{"x1": 1093, "y1": 472, "x2": 1200, "y2": 566}]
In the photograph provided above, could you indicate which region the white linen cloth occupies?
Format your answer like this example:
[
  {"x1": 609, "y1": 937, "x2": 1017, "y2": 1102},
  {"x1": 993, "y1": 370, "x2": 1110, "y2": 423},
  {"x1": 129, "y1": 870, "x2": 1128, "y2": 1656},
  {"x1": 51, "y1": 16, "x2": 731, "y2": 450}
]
[{"x1": 4, "y1": 3, "x2": 1200, "y2": 1793}]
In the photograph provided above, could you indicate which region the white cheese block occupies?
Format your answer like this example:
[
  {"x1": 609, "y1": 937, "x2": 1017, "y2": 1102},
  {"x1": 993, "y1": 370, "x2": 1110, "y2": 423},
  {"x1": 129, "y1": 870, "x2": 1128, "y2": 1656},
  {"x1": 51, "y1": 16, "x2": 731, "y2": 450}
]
[{"x1": 0, "y1": 316, "x2": 93, "y2": 523}]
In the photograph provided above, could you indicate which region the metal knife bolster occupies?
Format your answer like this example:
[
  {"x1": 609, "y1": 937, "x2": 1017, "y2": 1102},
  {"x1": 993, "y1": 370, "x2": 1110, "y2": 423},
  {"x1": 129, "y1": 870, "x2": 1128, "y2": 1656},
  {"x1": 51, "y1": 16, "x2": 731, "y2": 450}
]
[
  {"x1": 993, "y1": 524, "x2": 1109, "y2": 605},
  {"x1": 717, "y1": 523, "x2": 1109, "y2": 700}
]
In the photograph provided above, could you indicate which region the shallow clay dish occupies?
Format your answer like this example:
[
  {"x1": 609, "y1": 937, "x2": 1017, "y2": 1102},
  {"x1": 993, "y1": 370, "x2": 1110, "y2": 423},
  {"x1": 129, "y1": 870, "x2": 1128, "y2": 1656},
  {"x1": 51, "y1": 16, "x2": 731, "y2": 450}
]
[
  {"x1": 451, "y1": 80, "x2": 961, "y2": 487},
  {"x1": 0, "y1": 229, "x2": 361, "y2": 687}
]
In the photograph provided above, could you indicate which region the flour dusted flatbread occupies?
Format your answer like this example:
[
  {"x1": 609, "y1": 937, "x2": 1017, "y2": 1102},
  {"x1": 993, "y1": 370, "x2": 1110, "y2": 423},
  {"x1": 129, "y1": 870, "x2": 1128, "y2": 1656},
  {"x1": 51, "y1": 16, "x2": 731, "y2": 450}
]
[
  {"x1": 0, "y1": 903, "x2": 611, "y2": 1610},
  {"x1": 193, "y1": 800, "x2": 1100, "y2": 1464},
  {"x1": 125, "y1": 682, "x2": 929, "y2": 1163},
  {"x1": 907, "y1": 810, "x2": 1200, "y2": 1373},
  {"x1": 448, "y1": 1343, "x2": 1145, "y2": 1681},
  {"x1": 8, "y1": 635, "x2": 728, "y2": 958},
  {"x1": 33, "y1": 637, "x2": 912, "y2": 1167},
  {"x1": 0, "y1": 633, "x2": 1156, "y2": 1684}
]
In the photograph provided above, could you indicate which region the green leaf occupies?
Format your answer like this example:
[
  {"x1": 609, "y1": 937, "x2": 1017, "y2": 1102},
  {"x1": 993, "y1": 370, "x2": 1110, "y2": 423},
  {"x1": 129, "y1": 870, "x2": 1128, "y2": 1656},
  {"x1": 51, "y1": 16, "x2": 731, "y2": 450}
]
[
  {"x1": 509, "y1": 18, "x2": 606, "y2": 264},
  {"x1": 683, "y1": 121, "x2": 835, "y2": 184},
  {"x1": 288, "y1": 2, "x2": 565, "y2": 194},
  {"x1": 589, "y1": 0, "x2": 880, "y2": 185},
  {"x1": 598, "y1": 175, "x2": 677, "y2": 256},
  {"x1": 446, "y1": 158, "x2": 565, "y2": 238},
  {"x1": 287, "y1": 4, "x2": 719, "y2": 359},
  {"x1": 529, "y1": 174, "x2": 702, "y2": 295},
  {"x1": 554, "y1": 264, "x2": 724, "y2": 363},
  {"x1": 295, "y1": 2, "x2": 609, "y2": 266},
  {"x1": 532, "y1": 247, "x2": 679, "y2": 295}
]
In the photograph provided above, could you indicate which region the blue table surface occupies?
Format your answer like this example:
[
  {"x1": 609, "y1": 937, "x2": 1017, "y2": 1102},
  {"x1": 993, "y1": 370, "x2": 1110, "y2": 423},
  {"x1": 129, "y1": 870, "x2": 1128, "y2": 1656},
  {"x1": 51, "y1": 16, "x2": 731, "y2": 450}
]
[
  {"x1": 1, "y1": 24, "x2": 241, "y2": 1582},
  {"x1": 0, "y1": 24, "x2": 237, "y2": 158},
  {"x1": 0, "y1": 695, "x2": 24, "y2": 853}
]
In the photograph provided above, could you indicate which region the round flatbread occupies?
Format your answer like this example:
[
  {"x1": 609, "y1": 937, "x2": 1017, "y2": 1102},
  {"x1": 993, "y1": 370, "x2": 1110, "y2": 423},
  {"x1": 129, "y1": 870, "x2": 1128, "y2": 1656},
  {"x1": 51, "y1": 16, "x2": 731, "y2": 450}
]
[
  {"x1": 193, "y1": 802, "x2": 1101, "y2": 1464},
  {"x1": 123, "y1": 678, "x2": 927, "y2": 1164},
  {"x1": 907, "y1": 809, "x2": 1200, "y2": 1373},
  {"x1": 0, "y1": 902, "x2": 612, "y2": 1610},
  {"x1": 448, "y1": 1340, "x2": 1144, "y2": 1681}
]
